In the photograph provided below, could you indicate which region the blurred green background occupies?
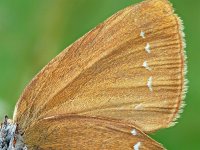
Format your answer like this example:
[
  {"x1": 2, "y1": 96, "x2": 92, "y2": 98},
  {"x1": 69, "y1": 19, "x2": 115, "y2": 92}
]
[{"x1": 0, "y1": 0, "x2": 198, "y2": 149}]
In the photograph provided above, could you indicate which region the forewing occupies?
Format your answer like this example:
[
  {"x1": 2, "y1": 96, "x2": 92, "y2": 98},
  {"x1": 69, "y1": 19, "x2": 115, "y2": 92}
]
[
  {"x1": 24, "y1": 115, "x2": 164, "y2": 150},
  {"x1": 14, "y1": 0, "x2": 186, "y2": 133}
]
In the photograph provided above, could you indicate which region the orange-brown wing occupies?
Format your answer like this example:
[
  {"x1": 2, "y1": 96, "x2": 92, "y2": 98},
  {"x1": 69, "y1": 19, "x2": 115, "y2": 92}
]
[
  {"x1": 24, "y1": 115, "x2": 164, "y2": 150},
  {"x1": 14, "y1": 0, "x2": 186, "y2": 133}
]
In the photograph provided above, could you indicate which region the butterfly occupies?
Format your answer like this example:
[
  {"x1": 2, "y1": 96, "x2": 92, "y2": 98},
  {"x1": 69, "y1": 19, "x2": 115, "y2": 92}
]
[{"x1": 0, "y1": 0, "x2": 187, "y2": 149}]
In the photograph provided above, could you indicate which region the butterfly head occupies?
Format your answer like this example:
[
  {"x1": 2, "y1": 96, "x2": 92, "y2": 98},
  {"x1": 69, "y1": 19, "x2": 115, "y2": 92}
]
[{"x1": 0, "y1": 115, "x2": 27, "y2": 150}]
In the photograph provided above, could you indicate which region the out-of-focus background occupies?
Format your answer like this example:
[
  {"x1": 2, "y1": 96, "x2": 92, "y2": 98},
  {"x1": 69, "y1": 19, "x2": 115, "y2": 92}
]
[{"x1": 0, "y1": 0, "x2": 199, "y2": 149}]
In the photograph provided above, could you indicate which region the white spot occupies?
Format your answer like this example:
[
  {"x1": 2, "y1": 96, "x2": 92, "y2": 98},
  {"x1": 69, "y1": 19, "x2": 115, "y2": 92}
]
[
  {"x1": 134, "y1": 103, "x2": 143, "y2": 110},
  {"x1": 134, "y1": 142, "x2": 141, "y2": 150},
  {"x1": 142, "y1": 61, "x2": 151, "y2": 71},
  {"x1": 147, "y1": 76, "x2": 153, "y2": 92},
  {"x1": 131, "y1": 129, "x2": 137, "y2": 136},
  {"x1": 43, "y1": 116, "x2": 56, "y2": 120},
  {"x1": 140, "y1": 31, "x2": 145, "y2": 38},
  {"x1": 145, "y1": 43, "x2": 151, "y2": 53}
]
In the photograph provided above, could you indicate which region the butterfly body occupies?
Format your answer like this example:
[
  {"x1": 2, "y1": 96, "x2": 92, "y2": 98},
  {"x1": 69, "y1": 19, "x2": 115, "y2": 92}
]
[
  {"x1": 2, "y1": 0, "x2": 187, "y2": 149},
  {"x1": 0, "y1": 116, "x2": 27, "y2": 150}
]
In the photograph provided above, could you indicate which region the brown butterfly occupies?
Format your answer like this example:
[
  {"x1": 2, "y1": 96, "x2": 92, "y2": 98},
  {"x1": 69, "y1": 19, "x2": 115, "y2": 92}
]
[{"x1": 0, "y1": 0, "x2": 187, "y2": 149}]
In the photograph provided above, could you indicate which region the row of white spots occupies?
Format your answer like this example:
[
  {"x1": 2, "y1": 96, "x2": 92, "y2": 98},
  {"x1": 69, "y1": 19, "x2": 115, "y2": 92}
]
[
  {"x1": 130, "y1": 31, "x2": 152, "y2": 150},
  {"x1": 140, "y1": 31, "x2": 153, "y2": 92},
  {"x1": 131, "y1": 128, "x2": 141, "y2": 149},
  {"x1": 140, "y1": 31, "x2": 151, "y2": 53},
  {"x1": 131, "y1": 129, "x2": 141, "y2": 150}
]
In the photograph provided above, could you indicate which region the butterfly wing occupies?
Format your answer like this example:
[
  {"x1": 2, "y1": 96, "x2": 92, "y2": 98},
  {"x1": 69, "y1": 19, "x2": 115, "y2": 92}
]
[
  {"x1": 14, "y1": 0, "x2": 186, "y2": 133},
  {"x1": 24, "y1": 115, "x2": 164, "y2": 150}
]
